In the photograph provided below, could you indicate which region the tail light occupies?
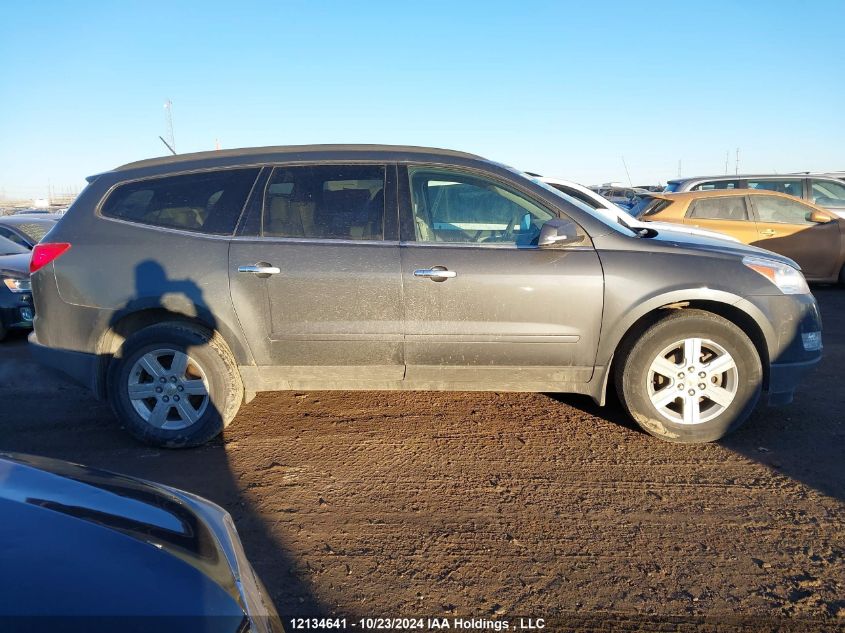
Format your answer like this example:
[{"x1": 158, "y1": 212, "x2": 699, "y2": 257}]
[{"x1": 31, "y1": 243, "x2": 71, "y2": 274}]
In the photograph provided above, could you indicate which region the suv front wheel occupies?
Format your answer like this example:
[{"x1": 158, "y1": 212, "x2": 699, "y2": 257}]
[
  {"x1": 108, "y1": 322, "x2": 243, "y2": 448},
  {"x1": 616, "y1": 310, "x2": 762, "y2": 443}
]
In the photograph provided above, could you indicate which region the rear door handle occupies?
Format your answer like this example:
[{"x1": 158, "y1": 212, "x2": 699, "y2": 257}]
[
  {"x1": 238, "y1": 264, "x2": 281, "y2": 275},
  {"x1": 414, "y1": 266, "x2": 457, "y2": 282}
]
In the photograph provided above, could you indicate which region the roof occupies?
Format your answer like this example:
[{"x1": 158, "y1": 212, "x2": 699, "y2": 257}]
[
  {"x1": 668, "y1": 173, "x2": 844, "y2": 184},
  {"x1": 0, "y1": 213, "x2": 61, "y2": 225},
  {"x1": 115, "y1": 144, "x2": 486, "y2": 172},
  {"x1": 656, "y1": 189, "x2": 824, "y2": 203}
]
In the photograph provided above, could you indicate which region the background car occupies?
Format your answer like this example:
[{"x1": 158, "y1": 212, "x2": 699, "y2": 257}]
[
  {"x1": 539, "y1": 177, "x2": 740, "y2": 242},
  {"x1": 0, "y1": 235, "x2": 33, "y2": 341},
  {"x1": 664, "y1": 173, "x2": 845, "y2": 217},
  {"x1": 636, "y1": 189, "x2": 845, "y2": 283},
  {"x1": 0, "y1": 213, "x2": 60, "y2": 249},
  {"x1": 588, "y1": 184, "x2": 653, "y2": 210},
  {"x1": 0, "y1": 452, "x2": 283, "y2": 633}
]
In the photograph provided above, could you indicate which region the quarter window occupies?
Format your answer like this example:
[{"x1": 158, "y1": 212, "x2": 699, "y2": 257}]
[
  {"x1": 262, "y1": 165, "x2": 385, "y2": 240},
  {"x1": 691, "y1": 180, "x2": 739, "y2": 191},
  {"x1": 687, "y1": 197, "x2": 749, "y2": 221},
  {"x1": 753, "y1": 195, "x2": 815, "y2": 225},
  {"x1": 408, "y1": 168, "x2": 556, "y2": 246},
  {"x1": 101, "y1": 169, "x2": 260, "y2": 234}
]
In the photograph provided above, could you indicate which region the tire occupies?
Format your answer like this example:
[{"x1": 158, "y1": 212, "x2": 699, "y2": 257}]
[
  {"x1": 0, "y1": 322, "x2": 7, "y2": 342},
  {"x1": 108, "y1": 322, "x2": 243, "y2": 448},
  {"x1": 615, "y1": 309, "x2": 762, "y2": 443},
  {"x1": 839, "y1": 264, "x2": 845, "y2": 286}
]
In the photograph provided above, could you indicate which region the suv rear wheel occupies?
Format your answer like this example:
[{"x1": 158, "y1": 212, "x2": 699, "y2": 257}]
[
  {"x1": 616, "y1": 310, "x2": 762, "y2": 443},
  {"x1": 108, "y1": 322, "x2": 243, "y2": 448}
]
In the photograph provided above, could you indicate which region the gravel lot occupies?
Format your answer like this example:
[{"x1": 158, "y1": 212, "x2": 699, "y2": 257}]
[{"x1": 1, "y1": 290, "x2": 843, "y2": 632}]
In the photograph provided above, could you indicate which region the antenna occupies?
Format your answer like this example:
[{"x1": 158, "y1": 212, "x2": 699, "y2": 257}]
[
  {"x1": 159, "y1": 136, "x2": 176, "y2": 155},
  {"x1": 621, "y1": 156, "x2": 633, "y2": 187},
  {"x1": 677, "y1": 159, "x2": 682, "y2": 178},
  {"x1": 163, "y1": 99, "x2": 176, "y2": 154}
]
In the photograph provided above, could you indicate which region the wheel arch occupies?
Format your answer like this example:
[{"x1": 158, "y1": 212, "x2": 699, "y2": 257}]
[
  {"x1": 595, "y1": 291, "x2": 774, "y2": 405},
  {"x1": 92, "y1": 307, "x2": 249, "y2": 400}
]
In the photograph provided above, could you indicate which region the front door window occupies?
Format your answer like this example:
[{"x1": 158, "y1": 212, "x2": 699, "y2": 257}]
[{"x1": 408, "y1": 168, "x2": 555, "y2": 246}]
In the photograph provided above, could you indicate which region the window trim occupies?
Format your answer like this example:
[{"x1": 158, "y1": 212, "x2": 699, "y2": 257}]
[{"x1": 96, "y1": 165, "x2": 264, "y2": 237}]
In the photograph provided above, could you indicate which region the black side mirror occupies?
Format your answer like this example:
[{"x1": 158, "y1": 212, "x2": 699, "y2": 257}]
[{"x1": 538, "y1": 218, "x2": 584, "y2": 248}]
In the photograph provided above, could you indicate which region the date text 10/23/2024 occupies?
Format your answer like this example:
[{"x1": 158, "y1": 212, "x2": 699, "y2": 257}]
[{"x1": 287, "y1": 617, "x2": 547, "y2": 631}]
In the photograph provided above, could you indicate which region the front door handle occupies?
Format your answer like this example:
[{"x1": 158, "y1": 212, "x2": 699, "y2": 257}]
[
  {"x1": 760, "y1": 229, "x2": 777, "y2": 236},
  {"x1": 238, "y1": 263, "x2": 281, "y2": 275},
  {"x1": 414, "y1": 266, "x2": 457, "y2": 282}
]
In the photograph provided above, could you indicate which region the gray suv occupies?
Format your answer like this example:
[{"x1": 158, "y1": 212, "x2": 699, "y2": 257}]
[{"x1": 29, "y1": 145, "x2": 822, "y2": 447}]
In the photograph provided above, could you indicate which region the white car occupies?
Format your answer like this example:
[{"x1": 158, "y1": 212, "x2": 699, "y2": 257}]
[{"x1": 536, "y1": 176, "x2": 741, "y2": 243}]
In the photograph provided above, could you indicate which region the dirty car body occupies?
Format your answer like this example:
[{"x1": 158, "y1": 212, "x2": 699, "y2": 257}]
[{"x1": 29, "y1": 145, "x2": 822, "y2": 446}]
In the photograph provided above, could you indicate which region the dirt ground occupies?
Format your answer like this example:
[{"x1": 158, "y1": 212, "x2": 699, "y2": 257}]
[{"x1": 1, "y1": 290, "x2": 843, "y2": 632}]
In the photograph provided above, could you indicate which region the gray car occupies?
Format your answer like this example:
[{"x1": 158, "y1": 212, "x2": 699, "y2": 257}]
[{"x1": 29, "y1": 145, "x2": 822, "y2": 447}]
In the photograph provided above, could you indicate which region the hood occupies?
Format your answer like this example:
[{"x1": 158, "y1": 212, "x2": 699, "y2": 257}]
[
  {"x1": 644, "y1": 221, "x2": 741, "y2": 243},
  {"x1": 640, "y1": 228, "x2": 800, "y2": 268},
  {"x1": 0, "y1": 453, "x2": 246, "y2": 621},
  {"x1": 0, "y1": 252, "x2": 31, "y2": 277}
]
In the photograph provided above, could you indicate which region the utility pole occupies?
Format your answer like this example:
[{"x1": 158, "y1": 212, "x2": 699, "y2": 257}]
[
  {"x1": 735, "y1": 147, "x2": 740, "y2": 175},
  {"x1": 725, "y1": 150, "x2": 729, "y2": 175}
]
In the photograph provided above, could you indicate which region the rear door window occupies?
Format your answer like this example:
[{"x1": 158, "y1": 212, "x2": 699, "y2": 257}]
[
  {"x1": 101, "y1": 168, "x2": 260, "y2": 235},
  {"x1": 687, "y1": 197, "x2": 749, "y2": 221},
  {"x1": 746, "y1": 178, "x2": 803, "y2": 198},
  {"x1": 810, "y1": 179, "x2": 845, "y2": 206},
  {"x1": 262, "y1": 165, "x2": 385, "y2": 240}
]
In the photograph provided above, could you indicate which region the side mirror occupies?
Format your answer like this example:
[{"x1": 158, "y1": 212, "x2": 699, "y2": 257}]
[
  {"x1": 538, "y1": 218, "x2": 584, "y2": 248},
  {"x1": 808, "y1": 210, "x2": 834, "y2": 224}
]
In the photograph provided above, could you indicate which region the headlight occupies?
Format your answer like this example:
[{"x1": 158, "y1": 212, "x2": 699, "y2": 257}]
[
  {"x1": 3, "y1": 278, "x2": 31, "y2": 293},
  {"x1": 742, "y1": 256, "x2": 810, "y2": 295}
]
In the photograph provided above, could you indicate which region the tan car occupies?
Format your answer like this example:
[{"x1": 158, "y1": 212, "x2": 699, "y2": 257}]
[{"x1": 636, "y1": 190, "x2": 845, "y2": 283}]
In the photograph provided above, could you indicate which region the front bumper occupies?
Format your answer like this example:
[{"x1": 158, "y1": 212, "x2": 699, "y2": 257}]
[
  {"x1": 28, "y1": 331, "x2": 99, "y2": 393},
  {"x1": 1, "y1": 290, "x2": 34, "y2": 331},
  {"x1": 749, "y1": 292, "x2": 823, "y2": 406},
  {"x1": 767, "y1": 357, "x2": 821, "y2": 405}
]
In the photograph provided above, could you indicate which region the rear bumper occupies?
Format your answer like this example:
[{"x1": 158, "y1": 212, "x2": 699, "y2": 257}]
[{"x1": 28, "y1": 331, "x2": 99, "y2": 393}]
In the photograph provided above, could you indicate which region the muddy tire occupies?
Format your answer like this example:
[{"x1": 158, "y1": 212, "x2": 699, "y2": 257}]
[
  {"x1": 108, "y1": 322, "x2": 243, "y2": 448},
  {"x1": 615, "y1": 310, "x2": 761, "y2": 443}
]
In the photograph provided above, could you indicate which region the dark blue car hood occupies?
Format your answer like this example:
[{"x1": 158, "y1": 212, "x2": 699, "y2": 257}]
[{"x1": 0, "y1": 453, "x2": 246, "y2": 631}]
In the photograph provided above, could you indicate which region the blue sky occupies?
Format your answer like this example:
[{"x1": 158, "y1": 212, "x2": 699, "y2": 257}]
[{"x1": 1, "y1": 0, "x2": 843, "y2": 199}]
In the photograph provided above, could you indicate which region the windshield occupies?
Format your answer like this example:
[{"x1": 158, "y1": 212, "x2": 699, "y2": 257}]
[{"x1": 0, "y1": 235, "x2": 29, "y2": 256}]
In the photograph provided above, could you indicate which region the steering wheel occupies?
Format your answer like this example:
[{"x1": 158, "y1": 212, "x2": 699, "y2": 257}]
[{"x1": 481, "y1": 212, "x2": 518, "y2": 243}]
